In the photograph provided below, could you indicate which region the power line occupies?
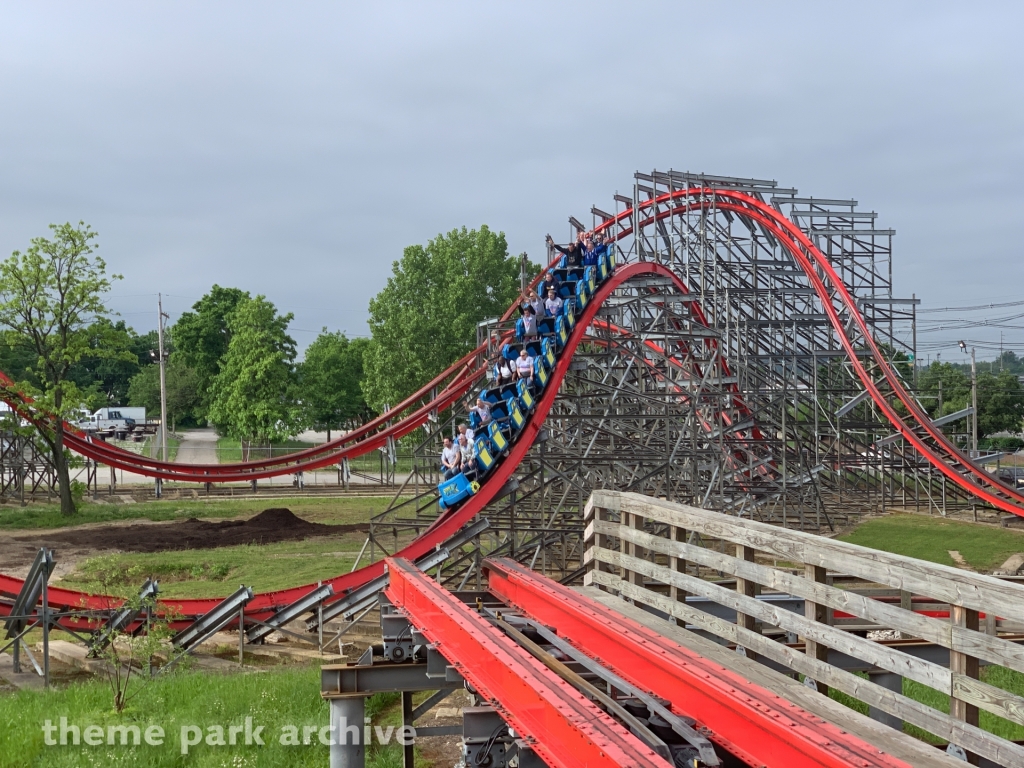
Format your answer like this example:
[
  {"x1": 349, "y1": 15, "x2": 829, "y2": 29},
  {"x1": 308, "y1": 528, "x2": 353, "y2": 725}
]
[{"x1": 918, "y1": 299, "x2": 1024, "y2": 314}]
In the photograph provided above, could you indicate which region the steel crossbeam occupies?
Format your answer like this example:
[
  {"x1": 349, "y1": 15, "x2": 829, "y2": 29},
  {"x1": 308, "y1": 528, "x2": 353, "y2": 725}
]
[
  {"x1": 88, "y1": 578, "x2": 159, "y2": 656},
  {"x1": 383, "y1": 557, "x2": 670, "y2": 768},
  {"x1": 484, "y1": 557, "x2": 913, "y2": 768}
]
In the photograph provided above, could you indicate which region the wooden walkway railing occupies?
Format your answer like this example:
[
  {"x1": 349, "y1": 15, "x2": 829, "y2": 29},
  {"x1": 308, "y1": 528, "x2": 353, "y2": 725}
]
[{"x1": 584, "y1": 490, "x2": 1024, "y2": 767}]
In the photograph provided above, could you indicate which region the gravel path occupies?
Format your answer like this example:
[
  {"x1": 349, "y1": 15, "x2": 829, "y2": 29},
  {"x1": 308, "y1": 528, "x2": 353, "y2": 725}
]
[{"x1": 174, "y1": 428, "x2": 220, "y2": 465}]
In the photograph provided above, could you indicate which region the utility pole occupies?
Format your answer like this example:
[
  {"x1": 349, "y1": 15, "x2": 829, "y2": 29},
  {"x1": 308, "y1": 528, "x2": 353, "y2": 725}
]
[
  {"x1": 971, "y1": 345, "x2": 978, "y2": 456},
  {"x1": 911, "y1": 293, "x2": 918, "y2": 387},
  {"x1": 960, "y1": 340, "x2": 977, "y2": 456},
  {"x1": 157, "y1": 294, "x2": 169, "y2": 462}
]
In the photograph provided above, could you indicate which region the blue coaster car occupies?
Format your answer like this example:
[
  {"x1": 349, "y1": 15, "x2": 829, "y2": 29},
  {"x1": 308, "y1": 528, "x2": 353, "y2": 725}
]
[
  {"x1": 562, "y1": 300, "x2": 575, "y2": 331},
  {"x1": 575, "y1": 279, "x2": 590, "y2": 311},
  {"x1": 501, "y1": 343, "x2": 519, "y2": 363},
  {"x1": 532, "y1": 357, "x2": 550, "y2": 392},
  {"x1": 491, "y1": 395, "x2": 525, "y2": 433},
  {"x1": 497, "y1": 385, "x2": 523, "y2": 415},
  {"x1": 537, "y1": 316, "x2": 557, "y2": 338},
  {"x1": 516, "y1": 379, "x2": 536, "y2": 412},
  {"x1": 487, "y1": 421, "x2": 509, "y2": 453},
  {"x1": 553, "y1": 315, "x2": 568, "y2": 348},
  {"x1": 561, "y1": 266, "x2": 586, "y2": 283},
  {"x1": 524, "y1": 339, "x2": 555, "y2": 370},
  {"x1": 437, "y1": 472, "x2": 480, "y2": 511},
  {"x1": 491, "y1": 380, "x2": 519, "y2": 401},
  {"x1": 603, "y1": 247, "x2": 615, "y2": 275},
  {"x1": 541, "y1": 338, "x2": 556, "y2": 369},
  {"x1": 584, "y1": 266, "x2": 596, "y2": 294},
  {"x1": 474, "y1": 435, "x2": 497, "y2": 475}
]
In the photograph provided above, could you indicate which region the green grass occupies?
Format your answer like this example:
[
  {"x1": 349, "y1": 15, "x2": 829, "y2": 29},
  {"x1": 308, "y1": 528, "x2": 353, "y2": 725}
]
[
  {"x1": 0, "y1": 661, "x2": 440, "y2": 768},
  {"x1": 837, "y1": 513, "x2": 1024, "y2": 571},
  {"x1": 58, "y1": 537, "x2": 365, "y2": 599},
  {"x1": 346, "y1": 453, "x2": 416, "y2": 474},
  {"x1": 141, "y1": 436, "x2": 180, "y2": 463},
  {"x1": 0, "y1": 496, "x2": 397, "y2": 531},
  {"x1": 216, "y1": 438, "x2": 315, "y2": 464},
  {"x1": 825, "y1": 667, "x2": 1024, "y2": 743},
  {"x1": 215, "y1": 438, "x2": 416, "y2": 474},
  {"x1": 0, "y1": 664, "x2": 407, "y2": 768}
]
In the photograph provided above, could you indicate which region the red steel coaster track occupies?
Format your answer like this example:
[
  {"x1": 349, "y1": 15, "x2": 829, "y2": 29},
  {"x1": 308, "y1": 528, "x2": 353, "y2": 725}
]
[
  {"x1": 393, "y1": 555, "x2": 914, "y2": 768},
  {"x1": 1, "y1": 188, "x2": 1022, "y2": 623}
]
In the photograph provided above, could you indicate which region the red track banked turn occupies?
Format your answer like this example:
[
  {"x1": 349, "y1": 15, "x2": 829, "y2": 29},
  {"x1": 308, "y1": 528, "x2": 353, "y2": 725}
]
[
  {"x1": 0, "y1": 262, "x2": 685, "y2": 620},
  {"x1": 0, "y1": 190, "x2": 1021, "y2": 621}
]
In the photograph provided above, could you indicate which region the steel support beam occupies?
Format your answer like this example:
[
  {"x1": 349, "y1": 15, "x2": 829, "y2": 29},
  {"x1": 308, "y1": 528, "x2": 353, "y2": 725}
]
[
  {"x1": 384, "y1": 557, "x2": 670, "y2": 768},
  {"x1": 484, "y1": 557, "x2": 912, "y2": 768}
]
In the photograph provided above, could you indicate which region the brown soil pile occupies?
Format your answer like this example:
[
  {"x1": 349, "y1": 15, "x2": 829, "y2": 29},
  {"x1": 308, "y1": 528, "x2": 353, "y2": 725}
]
[{"x1": 19, "y1": 508, "x2": 368, "y2": 554}]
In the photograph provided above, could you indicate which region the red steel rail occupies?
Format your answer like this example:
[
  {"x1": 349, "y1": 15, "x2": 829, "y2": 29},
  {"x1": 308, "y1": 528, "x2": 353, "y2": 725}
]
[
  {"x1": 0, "y1": 189, "x2": 1015, "y2": 509},
  {"x1": 484, "y1": 556, "x2": 912, "y2": 768},
  {"x1": 383, "y1": 557, "x2": 670, "y2": 768},
  {"x1": 1, "y1": 189, "x2": 1022, "y2": 620},
  {"x1": 595, "y1": 189, "x2": 1024, "y2": 513},
  {"x1": 0, "y1": 262, "x2": 686, "y2": 620}
]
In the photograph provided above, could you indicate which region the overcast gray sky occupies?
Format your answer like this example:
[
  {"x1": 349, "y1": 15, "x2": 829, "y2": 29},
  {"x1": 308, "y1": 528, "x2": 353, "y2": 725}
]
[{"x1": 1, "y1": 2, "x2": 1021, "y2": 362}]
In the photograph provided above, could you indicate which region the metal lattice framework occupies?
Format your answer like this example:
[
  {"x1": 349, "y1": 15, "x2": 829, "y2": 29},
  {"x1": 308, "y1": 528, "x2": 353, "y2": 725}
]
[{"x1": 368, "y1": 170, "x2": 984, "y2": 585}]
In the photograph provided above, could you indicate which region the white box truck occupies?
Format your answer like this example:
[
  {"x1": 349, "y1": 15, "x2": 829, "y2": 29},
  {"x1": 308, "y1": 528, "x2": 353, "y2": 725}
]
[{"x1": 77, "y1": 407, "x2": 147, "y2": 439}]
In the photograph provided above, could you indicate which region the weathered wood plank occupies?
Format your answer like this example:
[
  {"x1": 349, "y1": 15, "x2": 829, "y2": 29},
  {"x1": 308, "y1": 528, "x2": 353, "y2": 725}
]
[
  {"x1": 953, "y1": 672, "x2": 1024, "y2": 732},
  {"x1": 580, "y1": 586, "x2": 968, "y2": 768},
  {"x1": 669, "y1": 526, "x2": 688, "y2": 609},
  {"x1": 595, "y1": 544, "x2": 1024, "y2": 730},
  {"x1": 950, "y1": 604, "x2": 981, "y2": 765},
  {"x1": 589, "y1": 569, "x2": 1024, "y2": 768},
  {"x1": 593, "y1": 546, "x2": 954, "y2": 693},
  {"x1": 593, "y1": 491, "x2": 1024, "y2": 624},
  {"x1": 804, "y1": 563, "x2": 829, "y2": 695},
  {"x1": 735, "y1": 544, "x2": 758, "y2": 642},
  {"x1": 592, "y1": 519, "x2": 1024, "y2": 676}
]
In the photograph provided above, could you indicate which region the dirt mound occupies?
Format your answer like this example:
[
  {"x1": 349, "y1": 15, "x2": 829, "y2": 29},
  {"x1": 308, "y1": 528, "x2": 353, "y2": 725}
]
[{"x1": 20, "y1": 508, "x2": 368, "y2": 554}]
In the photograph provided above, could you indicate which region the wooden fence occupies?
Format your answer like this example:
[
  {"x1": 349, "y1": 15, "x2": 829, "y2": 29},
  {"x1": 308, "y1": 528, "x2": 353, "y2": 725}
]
[{"x1": 584, "y1": 490, "x2": 1024, "y2": 767}]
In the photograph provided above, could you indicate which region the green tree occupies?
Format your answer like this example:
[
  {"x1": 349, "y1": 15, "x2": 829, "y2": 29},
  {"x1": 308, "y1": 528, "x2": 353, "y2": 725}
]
[
  {"x1": 299, "y1": 330, "x2": 370, "y2": 440},
  {"x1": 916, "y1": 362, "x2": 1024, "y2": 438},
  {"x1": 68, "y1": 319, "x2": 154, "y2": 407},
  {"x1": 917, "y1": 362, "x2": 972, "y2": 418},
  {"x1": 363, "y1": 225, "x2": 530, "y2": 412},
  {"x1": 171, "y1": 285, "x2": 250, "y2": 418},
  {"x1": 207, "y1": 295, "x2": 302, "y2": 444},
  {"x1": 127, "y1": 354, "x2": 203, "y2": 429},
  {"x1": 0, "y1": 223, "x2": 128, "y2": 515},
  {"x1": 977, "y1": 370, "x2": 1024, "y2": 436}
]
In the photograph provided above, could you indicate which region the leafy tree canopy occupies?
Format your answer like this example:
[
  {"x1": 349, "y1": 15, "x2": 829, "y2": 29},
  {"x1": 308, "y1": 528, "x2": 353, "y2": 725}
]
[
  {"x1": 127, "y1": 354, "x2": 203, "y2": 429},
  {"x1": 171, "y1": 285, "x2": 250, "y2": 417},
  {"x1": 299, "y1": 330, "x2": 369, "y2": 440},
  {"x1": 917, "y1": 361, "x2": 1024, "y2": 437},
  {"x1": 977, "y1": 370, "x2": 1024, "y2": 436},
  {"x1": 0, "y1": 222, "x2": 128, "y2": 514},
  {"x1": 207, "y1": 295, "x2": 302, "y2": 443},
  {"x1": 362, "y1": 225, "x2": 533, "y2": 412}
]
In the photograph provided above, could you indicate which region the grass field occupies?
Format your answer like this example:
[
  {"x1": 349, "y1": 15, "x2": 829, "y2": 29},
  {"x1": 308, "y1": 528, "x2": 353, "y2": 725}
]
[
  {"x1": 0, "y1": 495, "x2": 397, "y2": 531},
  {"x1": 837, "y1": 513, "x2": 1024, "y2": 571},
  {"x1": 0, "y1": 664, "x2": 421, "y2": 768},
  {"x1": 828, "y1": 666, "x2": 1024, "y2": 742},
  {"x1": 58, "y1": 537, "x2": 365, "y2": 598},
  {"x1": 213, "y1": 438, "x2": 416, "y2": 474},
  {"x1": 216, "y1": 438, "x2": 315, "y2": 464},
  {"x1": 140, "y1": 435, "x2": 181, "y2": 463}
]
